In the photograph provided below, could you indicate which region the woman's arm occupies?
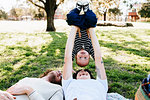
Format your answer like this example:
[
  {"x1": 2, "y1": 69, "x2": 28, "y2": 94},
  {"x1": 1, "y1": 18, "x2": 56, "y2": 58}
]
[
  {"x1": 7, "y1": 83, "x2": 45, "y2": 100},
  {"x1": 0, "y1": 90, "x2": 15, "y2": 100},
  {"x1": 7, "y1": 83, "x2": 34, "y2": 96},
  {"x1": 88, "y1": 28, "x2": 107, "y2": 80},
  {"x1": 63, "y1": 26, "x2": 78, "y2": 80}
]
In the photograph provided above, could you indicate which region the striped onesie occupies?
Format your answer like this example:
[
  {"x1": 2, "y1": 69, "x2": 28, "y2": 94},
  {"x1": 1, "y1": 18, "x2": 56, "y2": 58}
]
[{"x1": 72, "y1": 29, "x2": 95, "y2": 61}]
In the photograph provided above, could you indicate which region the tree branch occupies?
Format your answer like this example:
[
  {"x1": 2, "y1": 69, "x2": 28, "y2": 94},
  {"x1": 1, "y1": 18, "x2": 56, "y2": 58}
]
[
  {"x1": 56, "y1": 0, "x2": 64, "y2": 8},
  {"x1": 39, "y1": 0, "x2": 45, "y2": 5},
  {"x1": 28, "y1": 0, "x2": 45, "y2": 9}
]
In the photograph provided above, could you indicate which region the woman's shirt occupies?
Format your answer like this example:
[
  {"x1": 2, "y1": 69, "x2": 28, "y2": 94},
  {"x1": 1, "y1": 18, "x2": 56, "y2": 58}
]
[{"x1": 13, "y1": 77, "x2": 63, "y2": 100}]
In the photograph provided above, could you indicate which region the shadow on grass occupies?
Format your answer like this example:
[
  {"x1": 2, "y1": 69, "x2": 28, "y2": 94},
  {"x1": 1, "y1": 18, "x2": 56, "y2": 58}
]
[
  {"x1": 74, "y1": 55, "x2": 148, "y2": 99},
  {"x1": 0, "y1": 32, "x2": 67, "y2": 90},
  {"x1": 102, "y1": 56, "x2": 147, "y2": 99},
  {"x1": 0, "y1": 31, "x2": 149, "y2": 99},
  {"x1": 99, "y1": 40, "x2": 150, "y2": 58}
]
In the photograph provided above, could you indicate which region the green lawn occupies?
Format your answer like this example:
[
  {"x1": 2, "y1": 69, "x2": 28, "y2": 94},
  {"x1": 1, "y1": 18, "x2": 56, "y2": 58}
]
[{"x1": 0, "y1": 28, "x2": 150, "y2": 99}]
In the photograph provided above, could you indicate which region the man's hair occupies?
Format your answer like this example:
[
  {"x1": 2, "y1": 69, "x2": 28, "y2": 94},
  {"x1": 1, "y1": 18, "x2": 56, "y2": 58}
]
[
  {"x1": 73, "y1": 69, "x2": 95, "y2": 79},
  {"x1": 39, "y1": 69, "x2": 62, "y2": 86}
]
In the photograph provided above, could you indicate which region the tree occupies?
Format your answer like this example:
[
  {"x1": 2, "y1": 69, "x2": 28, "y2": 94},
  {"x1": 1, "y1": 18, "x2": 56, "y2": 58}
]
[
  {"x1": 108, "y1": 8, "x2": 122, "y2": 21},
  {"x1": 138, "y1": 1, "x2": 150, "y2": 18},
  {"x1": 91, "y1": 0, "x2": 120, "y2": 21},
  {"x1": 10, "y1": 8, "x2": 18, "y2": 20},
  {"x1": 109, "y1": 8, "x2": 122, "y2": 15},
  {"x1": 27, "y1": 0, "x2": 64, "y2": 31},
  {"x1": 0, "y1": 9, "x2": 8, "y2": 20},
  {"x1": 34, "y1": 8, "x2": 45, "y2": 20}
]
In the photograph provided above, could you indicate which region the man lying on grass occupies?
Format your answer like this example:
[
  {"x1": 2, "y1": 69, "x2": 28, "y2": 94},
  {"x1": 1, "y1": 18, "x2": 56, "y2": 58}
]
[
  {"x1": 0, "y1": 69, "x2": 63, "y2": 100},
  {"x1": 62, "y1": 26, "x2": 108, "y2": 100}
]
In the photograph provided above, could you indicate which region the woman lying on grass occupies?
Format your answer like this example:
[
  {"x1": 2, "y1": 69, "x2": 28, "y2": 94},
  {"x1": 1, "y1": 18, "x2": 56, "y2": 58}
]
[{"x1": 0, "y1": 69, "x2": 63, "y2": 100}]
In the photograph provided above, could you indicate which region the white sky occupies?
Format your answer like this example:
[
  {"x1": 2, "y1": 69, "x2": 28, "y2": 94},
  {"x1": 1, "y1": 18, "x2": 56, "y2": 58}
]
[
  {"x1": 0, "y1": 0, "x2": 26, "y2": 12},
  {"x1": 0, "y1": 0, "x2": 147, "y2": 13}
]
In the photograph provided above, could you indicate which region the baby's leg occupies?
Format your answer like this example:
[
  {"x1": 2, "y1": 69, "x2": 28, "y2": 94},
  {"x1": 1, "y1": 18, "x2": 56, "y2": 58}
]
[
  {"x1": 85, "y1": 10, "x2": 98, "y2": 28},
  {"x1": 66, "y1": 8, "x2": 86, "y2": 29}
]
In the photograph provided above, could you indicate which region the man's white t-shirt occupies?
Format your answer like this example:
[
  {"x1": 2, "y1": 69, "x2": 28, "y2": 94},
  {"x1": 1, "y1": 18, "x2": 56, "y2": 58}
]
[{"x1": 62, "y1": 77, "x2": 108, "y2": 100}]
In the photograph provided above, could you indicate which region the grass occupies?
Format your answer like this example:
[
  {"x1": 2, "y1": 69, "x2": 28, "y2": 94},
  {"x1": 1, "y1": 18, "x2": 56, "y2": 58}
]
[{"x1": 0, "y1": 28, "x2": 150, "y2": 99}]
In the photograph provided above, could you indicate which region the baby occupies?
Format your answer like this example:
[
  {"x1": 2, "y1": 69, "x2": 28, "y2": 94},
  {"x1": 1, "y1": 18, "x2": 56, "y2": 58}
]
[{"x1": 66, "y1": 0, "x2": 97, "y2": 67}]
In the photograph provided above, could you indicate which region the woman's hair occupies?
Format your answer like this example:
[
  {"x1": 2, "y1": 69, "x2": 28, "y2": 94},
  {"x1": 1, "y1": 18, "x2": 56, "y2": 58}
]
[
  {"x1": 73, "y1": 69, "x2": 95, "y2": 79},
  {"x1": 39, "y1": 69, "x2": 53, "y2": 78},
  {"x1": 39, "y1": 69, "x2": 62, "y2": 86}
]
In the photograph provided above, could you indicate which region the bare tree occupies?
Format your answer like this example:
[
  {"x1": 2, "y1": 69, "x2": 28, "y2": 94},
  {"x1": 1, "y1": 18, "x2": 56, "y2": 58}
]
[
  {"x1": 27, "y1": 0, "x2": 64, "y2": 31},
  {"x1": 91, "y1": 0, "x2": 120, "y2": 21}
]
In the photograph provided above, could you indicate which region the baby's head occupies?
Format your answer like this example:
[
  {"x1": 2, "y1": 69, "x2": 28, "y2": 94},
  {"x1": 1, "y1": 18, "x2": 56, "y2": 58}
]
[{"x1": 75, "y1": 49, "x2": 90, "y2": 67}]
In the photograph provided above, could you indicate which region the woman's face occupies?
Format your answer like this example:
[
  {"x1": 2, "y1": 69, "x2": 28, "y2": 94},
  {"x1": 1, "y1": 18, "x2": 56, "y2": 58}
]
[{"x1": 76, "y1": 70, "x2": 91, "y2": 80}]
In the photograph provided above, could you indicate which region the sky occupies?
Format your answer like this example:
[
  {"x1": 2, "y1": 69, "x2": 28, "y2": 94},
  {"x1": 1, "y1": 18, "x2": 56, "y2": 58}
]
[
  {"x1": 0, "y1": 0, "x2": 147, "y2": 13},
  {"x1": 0, "y1": 0, "x2": 26, "y2": 12}
]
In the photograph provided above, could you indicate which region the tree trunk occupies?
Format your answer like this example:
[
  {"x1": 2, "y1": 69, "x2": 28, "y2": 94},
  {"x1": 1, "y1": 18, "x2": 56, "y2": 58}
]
[
  {"x1": 46, "y1": 10, "x2": 55, "y2": 31},
  {"x1": 45, "y1": 0, "x2": 57, "y2": 31},
  {"x1": 104, "y1": 11, "x2": 107, "y2": 21}
]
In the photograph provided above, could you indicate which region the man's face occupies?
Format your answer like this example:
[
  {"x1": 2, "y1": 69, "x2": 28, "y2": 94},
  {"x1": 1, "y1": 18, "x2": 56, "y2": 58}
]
[
  {"x1": 77, "y1": 70, "x2": 91, "y2": 79},
  {"x1": 76, "y1": 49, "x2": 90, "y2": 67},
  {"x1": 47, "y1": 71, "x2": 62, "y2": 83}
]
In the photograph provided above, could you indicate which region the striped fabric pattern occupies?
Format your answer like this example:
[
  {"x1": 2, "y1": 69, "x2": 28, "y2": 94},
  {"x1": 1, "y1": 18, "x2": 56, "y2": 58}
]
[
  {"x1": 135, "y1": 78, "x2": 150, "y2": 100},
  {"x1": 135, "y1": 85, "x2": 147, "y2": 100},
  {"x1": 72, "y1": 29, "x2": 95, "y2": 61}
]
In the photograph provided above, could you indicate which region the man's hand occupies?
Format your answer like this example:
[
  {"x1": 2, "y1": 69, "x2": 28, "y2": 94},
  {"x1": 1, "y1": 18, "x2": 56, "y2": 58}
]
[
  {"x1": 0, "y1": 90, "x2": 15, "y2": 100},
  {"x1": 86, "y1": 29, "x2": 90, "y2": 38},
  {"x1": 77, "y1": 27, "x2": 90, "y2": 38}
]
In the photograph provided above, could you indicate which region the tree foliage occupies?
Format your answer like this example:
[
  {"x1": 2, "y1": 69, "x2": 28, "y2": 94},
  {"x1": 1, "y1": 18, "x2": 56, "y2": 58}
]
[
  {"x1": 0, "y1": 9, "x2": 8, "y2": 19},
  {"x1": 138, "y1": 1, "x2": 150, "y2": 18},
  {"x1": 108, "y1": 8, "x2": 122, "y2": 16},
  {"x1": 34, "y1": 8, "x2": 45, "y2": 20},
  {"x1": 91, "y1": 0, "x2": 120, "y2": 21},
  {"x1": 10, "y1": 8, "x2": 23, "y2": 18},
  {"x1": 9, "y1": 7, "x2": 39, "y2": 20}
]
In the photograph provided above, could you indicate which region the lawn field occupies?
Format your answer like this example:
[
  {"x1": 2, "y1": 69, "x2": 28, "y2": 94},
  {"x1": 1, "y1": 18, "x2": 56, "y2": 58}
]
[{"x1": 0, "y1": 21, "x2": 150, "y2": 99}]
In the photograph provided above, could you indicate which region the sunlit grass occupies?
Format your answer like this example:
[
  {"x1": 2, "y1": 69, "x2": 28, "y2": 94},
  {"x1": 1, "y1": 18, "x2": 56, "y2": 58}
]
[
  {"x1": 87, "y1": 28, "x2": 149, "y2": 99},
  {"x1": 0, "y1": 28, "x2": 150, "y2": 99}
]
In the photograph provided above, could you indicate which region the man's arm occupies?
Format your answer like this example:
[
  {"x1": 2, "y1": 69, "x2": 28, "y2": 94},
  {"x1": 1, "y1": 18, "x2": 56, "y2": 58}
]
[
  {"x1": 88, "y1": 28, "x2": 107, "y2": 80},
  {"x1": 63, "y1": 26, "x2": 78, "y2": 80}
]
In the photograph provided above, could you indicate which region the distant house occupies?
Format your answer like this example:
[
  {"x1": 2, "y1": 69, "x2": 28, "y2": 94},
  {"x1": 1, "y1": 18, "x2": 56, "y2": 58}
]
[
  {"x1": 128, "y1": 10, "x2": 140, "y2": 22},
  {"x1": 54, "y1": 8, "x2": 65, "y2": 19},
  {"x1": 127, "y1": 4, "x2": 141, "y2": 22}
]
